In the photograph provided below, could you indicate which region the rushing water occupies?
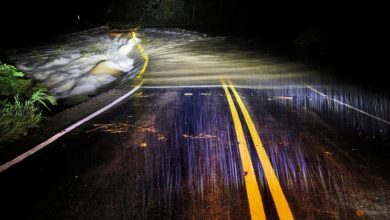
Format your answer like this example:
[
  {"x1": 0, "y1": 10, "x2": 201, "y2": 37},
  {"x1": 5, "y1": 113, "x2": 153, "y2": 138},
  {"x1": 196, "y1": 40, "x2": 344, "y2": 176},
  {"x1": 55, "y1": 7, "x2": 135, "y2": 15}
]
[
  {"x1": 6, "y1": 26, "x2": 390, "y2": 138},
  {"x1": 8, "y1": 26, "x2": 141, "y2": 99},
  {"x1": 1, "y1": 27, "x2": 389, "y2": 219},
  {"x1": 139, "y1": 28, "x2": 390, "y2": 138}
]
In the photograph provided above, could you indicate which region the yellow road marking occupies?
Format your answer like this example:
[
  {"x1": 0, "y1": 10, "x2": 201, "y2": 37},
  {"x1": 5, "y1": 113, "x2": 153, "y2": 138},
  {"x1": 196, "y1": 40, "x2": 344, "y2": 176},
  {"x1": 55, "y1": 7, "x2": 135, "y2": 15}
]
[
  {"x1": 132, "y1": 32, "x2": 149, "y2": 79},
  {"x1": 221, "y1": 80, "x2": 266, "y2": 220},
  {"x1": 227, "y1": 79, "x2": 294, "y2": 220}
]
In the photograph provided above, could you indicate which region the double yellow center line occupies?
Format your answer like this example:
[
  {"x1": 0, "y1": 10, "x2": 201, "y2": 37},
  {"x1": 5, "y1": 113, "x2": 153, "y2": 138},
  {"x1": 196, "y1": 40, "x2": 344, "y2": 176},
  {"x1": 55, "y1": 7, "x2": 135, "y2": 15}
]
[{"x1": 221, "y1": 79, "x2": 294, "y2": 220}]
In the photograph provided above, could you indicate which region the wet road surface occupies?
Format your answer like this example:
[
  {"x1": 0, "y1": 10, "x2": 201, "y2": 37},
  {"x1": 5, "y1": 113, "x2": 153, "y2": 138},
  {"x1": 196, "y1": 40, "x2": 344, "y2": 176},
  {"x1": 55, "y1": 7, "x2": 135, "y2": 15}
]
[{"x1": 0, "y1": 28, "x2": 389, "y2": 219}]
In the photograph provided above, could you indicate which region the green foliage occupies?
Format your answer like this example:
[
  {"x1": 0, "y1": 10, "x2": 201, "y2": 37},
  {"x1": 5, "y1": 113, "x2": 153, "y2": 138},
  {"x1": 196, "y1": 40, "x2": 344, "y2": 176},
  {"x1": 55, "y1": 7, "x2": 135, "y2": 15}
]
[
  {"x1": 30, "y1": 88, "x2": 57, "y2": 110},
  {"x1": 0, "y1": 63, "x2": 32, "y2": 99},
  {"x1": 145, "y1": 0, "x2": 189, "y2": 23},
  {"x1": 0, "y1": 64, "x2": 24, "y2": 77},
  {"x1": 0, "y1": 96, "x2": 41, "y2": 143},
  {"x1": 0, "y1": 63, "x2": 57, "y2": 143}
]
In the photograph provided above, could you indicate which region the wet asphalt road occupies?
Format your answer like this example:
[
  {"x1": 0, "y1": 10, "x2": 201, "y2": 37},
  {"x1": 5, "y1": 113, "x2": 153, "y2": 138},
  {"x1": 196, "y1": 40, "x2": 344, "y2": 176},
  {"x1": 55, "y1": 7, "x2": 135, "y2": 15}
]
[{"x1": 0, "y1": 28, "x2": 389, "y2": 219}]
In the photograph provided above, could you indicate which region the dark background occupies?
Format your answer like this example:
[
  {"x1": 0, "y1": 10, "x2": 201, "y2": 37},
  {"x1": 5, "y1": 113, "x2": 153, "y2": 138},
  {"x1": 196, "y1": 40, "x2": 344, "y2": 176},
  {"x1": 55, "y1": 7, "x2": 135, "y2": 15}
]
[{"x1": 1, "y1": 0, "x2": 387, "y2": 85}]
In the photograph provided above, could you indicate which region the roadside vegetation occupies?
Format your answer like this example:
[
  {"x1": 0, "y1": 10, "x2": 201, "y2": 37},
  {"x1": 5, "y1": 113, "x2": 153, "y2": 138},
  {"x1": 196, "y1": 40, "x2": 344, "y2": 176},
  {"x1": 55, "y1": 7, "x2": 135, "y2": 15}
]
[{"x1": 0, "y1": 63, "x2": 57, "y2": 143}]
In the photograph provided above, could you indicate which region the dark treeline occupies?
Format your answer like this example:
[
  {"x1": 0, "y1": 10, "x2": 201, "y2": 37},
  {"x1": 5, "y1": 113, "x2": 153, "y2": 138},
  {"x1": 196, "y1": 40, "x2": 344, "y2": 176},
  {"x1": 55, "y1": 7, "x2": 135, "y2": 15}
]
[
  {"x1": 1, "y1": 0, "x2": 385, "y2": 40},
  {"x1": 1, "y1": 0, "x2": 387, "y2": 84}
]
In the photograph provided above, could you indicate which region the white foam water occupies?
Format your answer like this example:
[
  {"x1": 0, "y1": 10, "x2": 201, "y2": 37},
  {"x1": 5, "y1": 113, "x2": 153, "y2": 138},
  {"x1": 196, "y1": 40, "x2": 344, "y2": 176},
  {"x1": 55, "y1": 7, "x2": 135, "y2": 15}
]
[{"x1": 10, "y1": 27, "x2": 140, "y2": 98}]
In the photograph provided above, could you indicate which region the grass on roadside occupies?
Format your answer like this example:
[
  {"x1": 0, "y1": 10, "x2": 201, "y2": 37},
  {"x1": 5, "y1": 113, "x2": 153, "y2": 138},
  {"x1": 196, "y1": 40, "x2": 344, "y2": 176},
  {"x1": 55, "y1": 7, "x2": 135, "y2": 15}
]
[{"x1": 0, "y1": 63, "x2": 57, "y2": 143}]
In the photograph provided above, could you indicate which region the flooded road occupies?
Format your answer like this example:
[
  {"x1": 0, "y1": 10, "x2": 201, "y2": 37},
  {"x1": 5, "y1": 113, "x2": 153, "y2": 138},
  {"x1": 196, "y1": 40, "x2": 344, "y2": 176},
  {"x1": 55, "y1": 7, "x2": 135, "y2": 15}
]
[
  {"x1": 8, "y1": 27, "x2": 143, "y2": 100},
  {"x1": 0, "y1": 28, "x2": 389, "y2": 219}
]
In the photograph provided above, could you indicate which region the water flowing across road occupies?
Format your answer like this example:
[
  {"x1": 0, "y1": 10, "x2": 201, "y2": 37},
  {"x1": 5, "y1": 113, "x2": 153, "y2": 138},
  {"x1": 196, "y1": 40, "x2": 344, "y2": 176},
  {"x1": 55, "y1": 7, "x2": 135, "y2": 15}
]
[
  {"x1": 1, "y1": 27, "x2": 389, "y2": 219},
  {"x1": 9, "y1": 27, "x2": 142, "y2": 99}
]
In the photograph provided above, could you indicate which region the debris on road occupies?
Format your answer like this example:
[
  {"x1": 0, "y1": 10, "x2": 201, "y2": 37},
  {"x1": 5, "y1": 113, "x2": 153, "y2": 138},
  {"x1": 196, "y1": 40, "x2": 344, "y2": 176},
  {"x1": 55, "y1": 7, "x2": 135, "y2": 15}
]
[
  {"x1": 86, "y1": 123, "x2": 129, "y2": 133},
  {"x1": 182, "y1": 133, "x2": 218, "y2": 139}
]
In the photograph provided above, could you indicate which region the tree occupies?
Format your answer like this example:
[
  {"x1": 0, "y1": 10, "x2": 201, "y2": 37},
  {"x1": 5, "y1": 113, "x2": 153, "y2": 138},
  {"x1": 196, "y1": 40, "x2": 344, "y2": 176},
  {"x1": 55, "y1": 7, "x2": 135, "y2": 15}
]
[{"x1": 145, "y1": 0, "x2": 190, "y2": 23}]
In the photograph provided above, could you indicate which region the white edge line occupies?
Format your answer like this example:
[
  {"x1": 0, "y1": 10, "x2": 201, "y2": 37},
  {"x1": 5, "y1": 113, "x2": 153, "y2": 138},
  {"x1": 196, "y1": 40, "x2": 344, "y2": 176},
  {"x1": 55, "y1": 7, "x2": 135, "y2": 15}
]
[
  {"x1": 0, "y1": 81, "x2": 144, "y2": 173},
  {"x1": 305, "y1": 84, "x2": 390, "y2": 126}
]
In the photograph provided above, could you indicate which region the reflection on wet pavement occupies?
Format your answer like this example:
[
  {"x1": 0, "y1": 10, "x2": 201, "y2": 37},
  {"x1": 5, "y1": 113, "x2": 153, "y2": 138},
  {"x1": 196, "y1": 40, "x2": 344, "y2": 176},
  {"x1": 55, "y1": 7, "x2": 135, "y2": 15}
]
[{"x1": 0, "y1": 27, "x2": 389, "y2": 219}]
